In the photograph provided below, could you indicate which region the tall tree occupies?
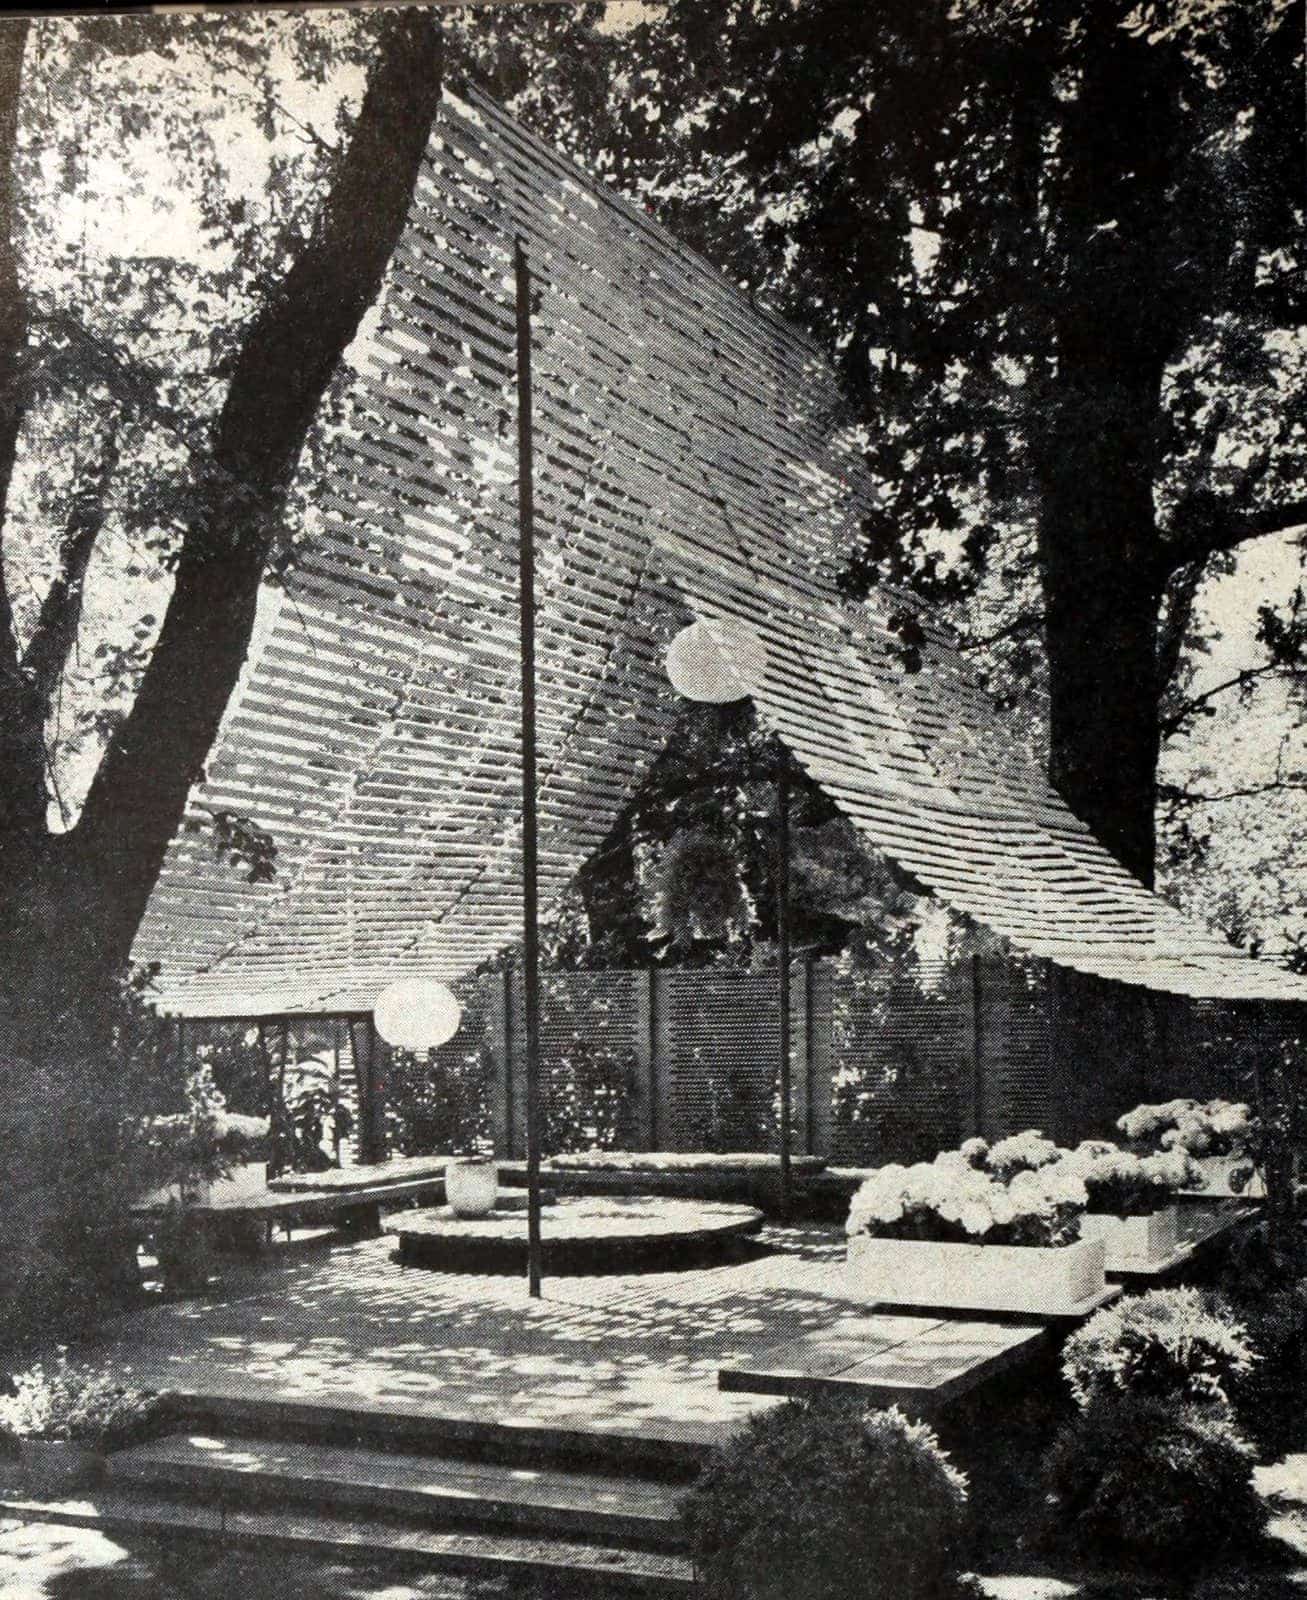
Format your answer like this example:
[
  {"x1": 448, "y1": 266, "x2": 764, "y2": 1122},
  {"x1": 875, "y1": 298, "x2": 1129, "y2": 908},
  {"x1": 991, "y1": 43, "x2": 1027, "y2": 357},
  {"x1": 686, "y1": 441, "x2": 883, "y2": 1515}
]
[
  {"x1": 0, "y1": 8, "x2": 444, "y2": 1059},
  {"x1": 584, "y1": 0, "x2": 1305, "y2": 890}
]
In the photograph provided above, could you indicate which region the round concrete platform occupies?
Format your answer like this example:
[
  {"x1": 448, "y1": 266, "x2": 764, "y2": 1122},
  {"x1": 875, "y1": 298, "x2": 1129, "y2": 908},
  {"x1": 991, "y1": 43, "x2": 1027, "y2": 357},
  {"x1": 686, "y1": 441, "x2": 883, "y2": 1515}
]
[{"x1": 390, "y1": 1195, "x2": 766, "y2": 1275}]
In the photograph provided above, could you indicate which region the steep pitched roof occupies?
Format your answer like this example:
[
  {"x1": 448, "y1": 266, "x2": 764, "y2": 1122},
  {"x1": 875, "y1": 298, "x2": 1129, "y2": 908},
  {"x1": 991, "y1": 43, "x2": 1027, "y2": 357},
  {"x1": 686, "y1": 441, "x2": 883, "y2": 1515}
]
[{"x1": 132, "y1": 83, "x2": 1307, "y2": 1016}]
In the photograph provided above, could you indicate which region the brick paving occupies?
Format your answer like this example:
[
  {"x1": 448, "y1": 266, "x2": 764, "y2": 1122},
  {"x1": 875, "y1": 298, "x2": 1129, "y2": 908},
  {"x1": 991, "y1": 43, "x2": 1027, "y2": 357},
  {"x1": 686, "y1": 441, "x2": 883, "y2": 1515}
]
[{"x1": 80, "y1": 1222, "x2": 854, "y2": 1448}]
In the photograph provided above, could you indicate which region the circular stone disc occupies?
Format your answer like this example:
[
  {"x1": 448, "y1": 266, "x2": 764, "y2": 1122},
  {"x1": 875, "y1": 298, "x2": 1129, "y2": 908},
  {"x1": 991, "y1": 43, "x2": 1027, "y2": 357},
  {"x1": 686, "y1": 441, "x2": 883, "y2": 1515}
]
[{"x1": 391, "y1": 1194, "x2": 764, "y2": 1274}]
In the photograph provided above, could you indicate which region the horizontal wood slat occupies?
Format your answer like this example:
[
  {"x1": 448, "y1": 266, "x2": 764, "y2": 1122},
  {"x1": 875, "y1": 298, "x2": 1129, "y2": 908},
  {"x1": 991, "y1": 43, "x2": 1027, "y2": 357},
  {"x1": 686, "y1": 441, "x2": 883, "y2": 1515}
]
[{"x1": 134, "y1": 83, "x2": 1307, "y2": 1017}]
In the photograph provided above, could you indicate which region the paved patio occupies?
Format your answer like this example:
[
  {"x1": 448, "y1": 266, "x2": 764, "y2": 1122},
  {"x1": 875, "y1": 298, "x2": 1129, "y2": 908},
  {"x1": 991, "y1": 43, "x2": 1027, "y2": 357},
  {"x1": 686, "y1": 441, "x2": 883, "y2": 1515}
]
[{"x1": 80, "y1": 1223, "x2": 867, "y2": 1449}]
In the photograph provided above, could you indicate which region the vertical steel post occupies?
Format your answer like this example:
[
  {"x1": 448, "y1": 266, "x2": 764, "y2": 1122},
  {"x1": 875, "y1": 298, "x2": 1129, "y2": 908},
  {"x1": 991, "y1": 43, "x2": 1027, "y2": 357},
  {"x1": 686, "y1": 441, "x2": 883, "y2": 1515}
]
[
  {"x1": 776, "y1": 762, "x2": 792, "y2": 1220},
  {"x1": 515, "y1": 237, "x2": 544, "y2": 1298}
]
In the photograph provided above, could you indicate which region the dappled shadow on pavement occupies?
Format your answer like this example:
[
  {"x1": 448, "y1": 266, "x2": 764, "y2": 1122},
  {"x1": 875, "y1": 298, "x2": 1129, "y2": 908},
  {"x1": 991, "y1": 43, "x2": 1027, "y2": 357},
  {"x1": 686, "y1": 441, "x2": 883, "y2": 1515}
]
[
  {"x1": 0, "y1": 1519, "x2": 471, "y2": 1599},
  {"x1": 79, "y1": 1224, "x2": 852, "y2": 1443}
]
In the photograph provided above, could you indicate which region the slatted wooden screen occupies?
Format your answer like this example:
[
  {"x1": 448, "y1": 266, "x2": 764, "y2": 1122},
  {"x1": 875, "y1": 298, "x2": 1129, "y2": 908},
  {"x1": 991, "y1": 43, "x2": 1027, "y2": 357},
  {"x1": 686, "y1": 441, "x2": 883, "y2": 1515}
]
[
  {"x1": 827, "y1": 961, "x2": 969, "y2": 1165},
  {"x1": 189, "y1": 957, "x2": 1300, "y2": 1169},
  {"x1": 135, "y1": 79, "x2": 1307, "y2": 1017}
]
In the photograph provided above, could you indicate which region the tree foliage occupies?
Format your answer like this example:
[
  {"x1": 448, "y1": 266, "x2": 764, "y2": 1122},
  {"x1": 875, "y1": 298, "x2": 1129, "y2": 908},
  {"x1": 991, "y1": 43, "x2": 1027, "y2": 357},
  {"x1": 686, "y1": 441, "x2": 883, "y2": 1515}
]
[{"x1": 574, "y1": 0, "x2": 1305, "y2": 915}]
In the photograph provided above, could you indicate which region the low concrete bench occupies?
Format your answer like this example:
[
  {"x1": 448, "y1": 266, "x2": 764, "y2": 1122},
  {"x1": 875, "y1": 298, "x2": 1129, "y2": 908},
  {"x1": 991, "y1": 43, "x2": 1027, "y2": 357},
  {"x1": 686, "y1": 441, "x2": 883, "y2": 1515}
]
[
  {"x1": 499, "y1": 1152, "x2": 827, "y2": 1212},
  {"x1": 131, "y1": 1170, "x2": 451, "y2": 1253}
]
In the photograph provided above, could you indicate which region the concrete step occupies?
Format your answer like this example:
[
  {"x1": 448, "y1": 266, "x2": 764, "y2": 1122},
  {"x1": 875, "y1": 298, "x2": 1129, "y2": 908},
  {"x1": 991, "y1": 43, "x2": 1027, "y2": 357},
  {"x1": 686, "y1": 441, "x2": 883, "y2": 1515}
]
[
  {"x1": 167, "y1": 1387, "x2": 712, "y2": 1477},
  {"x1": 0, "y1": 1483, "x2": 696, "y2": 1594},
  {"x1": 109, "y1": 1432, "x2": 686, "y2": 1550}
]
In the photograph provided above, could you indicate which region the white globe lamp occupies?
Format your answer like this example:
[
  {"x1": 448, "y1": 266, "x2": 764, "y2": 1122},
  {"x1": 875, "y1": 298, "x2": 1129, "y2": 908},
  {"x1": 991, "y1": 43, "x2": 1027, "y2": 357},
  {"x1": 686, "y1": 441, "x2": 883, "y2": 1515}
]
[
  {"x1": 373, "y1": 978, "x2": 462, "y2": 1052},
  {"x1": 664, "y1": 617, "x2": 763, "y2": 705}
]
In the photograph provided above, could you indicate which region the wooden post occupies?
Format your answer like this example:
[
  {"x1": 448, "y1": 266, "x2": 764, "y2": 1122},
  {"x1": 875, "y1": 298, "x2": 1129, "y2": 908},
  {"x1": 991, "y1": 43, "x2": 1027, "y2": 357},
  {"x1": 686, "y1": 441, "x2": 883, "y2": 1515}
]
[
  {"x1": 516, "y1": 236, "x2": 543, "y2": 1298},
  {"x1": 633, "y1": 968, "x2": 657, "y2": 1150},
  {"x1": 331, "y1": 1018, "x2": 343, "y2": 1166},
  {"x1": 776, "y1": 765, "x2": 792, "y2": 1219},
  {"x1": 489, "y1": 968, "x2": 514, "y2": 1158},
  {"x1": 970, "y1": 954, "x2": 985, "y2": 1139},
  {"x1": 802, "y1": 955, "x2": 817, "y2": 1155},
  {"x1": 257, "y1": 1023, "x2": 278, "y2": 1179},
  {"x1": 278, "y1": 1015, "x2": 291, "y2": 1163},
  {"x1": 651, "y1": 968, "x2": 675, "y2": 1152}
]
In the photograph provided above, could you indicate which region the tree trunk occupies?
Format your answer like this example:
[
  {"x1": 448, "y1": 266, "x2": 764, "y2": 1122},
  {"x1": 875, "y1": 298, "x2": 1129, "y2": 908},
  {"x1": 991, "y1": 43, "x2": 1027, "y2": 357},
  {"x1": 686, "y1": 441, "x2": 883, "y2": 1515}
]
[
  {"x1": 0, "y1": 12, "x2": 443, "y2": 1062},
  {"x1": 1038, "y1": 371, "x2": 1165, "y2": 886},
  {"x1": 1034, "y1": 21, "x2": 1184, "y2": 887}
]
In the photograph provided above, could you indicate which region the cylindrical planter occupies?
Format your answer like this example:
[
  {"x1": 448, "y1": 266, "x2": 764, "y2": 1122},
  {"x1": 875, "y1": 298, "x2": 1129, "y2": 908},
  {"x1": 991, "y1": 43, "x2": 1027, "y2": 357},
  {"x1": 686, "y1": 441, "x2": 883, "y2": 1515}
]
[
  {"x1": 846, "y1": 1232, "x2": 1106, "y2": 1316},
  {"x1": 445, "y1": 1156, "x2": 498, "y2": 1218},
  {"x1": 1080, "y1": 1204, "x2": 1179, "y2": 1269},
  {"x1": 20, "y1": 1439, "x2": 106, "y2": 1494}
]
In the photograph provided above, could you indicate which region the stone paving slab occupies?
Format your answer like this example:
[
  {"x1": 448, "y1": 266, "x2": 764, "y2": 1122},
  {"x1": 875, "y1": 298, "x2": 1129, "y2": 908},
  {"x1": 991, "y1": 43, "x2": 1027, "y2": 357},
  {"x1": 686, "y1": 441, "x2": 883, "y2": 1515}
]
[{"x1": 79, "y1": 1225, "x2": 853, "y2": 1450}]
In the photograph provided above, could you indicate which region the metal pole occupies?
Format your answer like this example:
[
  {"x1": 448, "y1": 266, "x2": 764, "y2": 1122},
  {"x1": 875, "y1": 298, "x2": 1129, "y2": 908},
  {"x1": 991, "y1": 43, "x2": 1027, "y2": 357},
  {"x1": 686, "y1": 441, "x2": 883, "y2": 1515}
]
[
  {"x1": 515, "y1": 237, "x2": 544, "y2": 1298},
  {"x1": 776, "y1": 759, "x2": 792, "y2": 1221}
]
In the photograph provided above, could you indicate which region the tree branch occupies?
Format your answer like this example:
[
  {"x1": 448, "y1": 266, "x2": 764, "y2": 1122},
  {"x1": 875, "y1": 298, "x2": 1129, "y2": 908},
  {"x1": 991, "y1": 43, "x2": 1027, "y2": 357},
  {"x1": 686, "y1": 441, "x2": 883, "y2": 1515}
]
[
  {"x1": 73, "y1": 10, "x2": 444, "y2": 975},
  {"x1": 20, "y1": 423, "x2": 121, "y2": 710},
  {"x1": 1155, "y1": 559, "x2": 1204, "y2": 704},
  {"x1": 1159, "y1": 661, "x2": 1283, "y2": 739},
  {"x1": 1159, "y1": 777, "x2": 1307, "y2": 807},
  {"x1": 1159, "y1": 492, "x2": 1307, "y2": 577}
]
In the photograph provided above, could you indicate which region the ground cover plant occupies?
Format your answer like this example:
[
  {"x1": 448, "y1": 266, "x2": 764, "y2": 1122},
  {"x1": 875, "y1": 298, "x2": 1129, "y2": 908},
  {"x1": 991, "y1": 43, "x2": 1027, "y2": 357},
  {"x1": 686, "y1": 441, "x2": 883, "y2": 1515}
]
[
  {"x1": 0, "y1": 1356, "x2": 169, "y2": 1453},
  {"x1": 682, "y1": 1394, "x2": 977, "y2": 1600}
]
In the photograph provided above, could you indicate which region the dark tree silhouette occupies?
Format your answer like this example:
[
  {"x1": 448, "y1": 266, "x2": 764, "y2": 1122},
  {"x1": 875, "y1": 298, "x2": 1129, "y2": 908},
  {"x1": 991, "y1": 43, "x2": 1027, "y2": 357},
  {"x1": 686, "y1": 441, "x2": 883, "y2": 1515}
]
[
  {"x1": 0, "y1": 11, "x2": 444, "y2": 1059},
  {"x1": 588, "y1": 0, "x2": 1305, "y2": 887}
]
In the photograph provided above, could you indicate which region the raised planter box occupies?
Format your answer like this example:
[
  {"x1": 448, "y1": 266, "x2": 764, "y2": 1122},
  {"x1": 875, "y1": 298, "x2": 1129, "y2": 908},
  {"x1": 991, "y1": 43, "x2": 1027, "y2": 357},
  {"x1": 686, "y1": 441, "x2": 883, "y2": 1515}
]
[
  {"x1": 847, "y1": 1232, "x2": 1107, "y2": 1317},
  {"x1": 1080, "y1": 1204, "x2": 1180, "y2": 1269}
]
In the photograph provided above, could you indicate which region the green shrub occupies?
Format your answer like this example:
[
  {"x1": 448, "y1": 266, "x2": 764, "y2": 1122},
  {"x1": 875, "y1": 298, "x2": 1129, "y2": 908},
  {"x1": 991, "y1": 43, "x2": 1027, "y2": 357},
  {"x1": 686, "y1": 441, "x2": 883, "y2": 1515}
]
[
  {"x1": 151, "y1": 1201, "x2": 214, "y2": 1294},
  {"x1": 1042, "y1": 1394, "x2": 1263, "y2": 1569},
  {"x1": 682, "y1": 1396, "x2": 974, "y2": 1600},
  {"x1": 1233, "y1": 1278, "x2": 1307, "y2": 1459},
  {"x1": 1061, "y1": 1287, "x2": 1256, "y2": 1411},
  {"x1": 0, "y1": 1009, "x2": 180, "y2": 1356},
  {"x1": 0, "y1": 1355, "x2": 171, "y2": 1452},
  {"x1": 384, "y1": 1038, "x2": 491, "y2": 1159}
]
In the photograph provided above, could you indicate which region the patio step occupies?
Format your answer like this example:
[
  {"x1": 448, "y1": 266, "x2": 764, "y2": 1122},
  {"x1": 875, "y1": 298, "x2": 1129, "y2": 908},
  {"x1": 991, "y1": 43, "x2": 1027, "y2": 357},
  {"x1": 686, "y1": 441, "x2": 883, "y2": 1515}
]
[
  {"x1": 0, "y1": 1482, "x2": 695, "y2": 1593},
  {"x1": 168, "y1": 1387, "x2": 713, "y2": 1476},
  {"x1": 109, "y1": 1431, "x2": 687, "y2": 1550}
]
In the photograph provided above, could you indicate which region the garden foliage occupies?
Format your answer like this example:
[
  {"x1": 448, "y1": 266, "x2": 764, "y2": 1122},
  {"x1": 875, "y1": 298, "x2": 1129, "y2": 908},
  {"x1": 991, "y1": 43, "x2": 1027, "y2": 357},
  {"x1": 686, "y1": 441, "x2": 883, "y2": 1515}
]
[
  {"x1": 682, "y1": 1395, "x2": 975, "y2": 1600},
  {"x1": 847, "y1": 1143, "x2": 1087, "y2": 1247},
  {"x1": 0, "y1": 1355, "x2": 169, "y2": 1452},
  {"x1": 383, "y1": 1039, "x2": 492, "y2": 1159},
  {"x1": 1061, "y1": 1287, "x2": 1256, "y2": 1412},
  {"x1": 1042, "y1": 1394, "x2": 1263, "y2": 1569}
]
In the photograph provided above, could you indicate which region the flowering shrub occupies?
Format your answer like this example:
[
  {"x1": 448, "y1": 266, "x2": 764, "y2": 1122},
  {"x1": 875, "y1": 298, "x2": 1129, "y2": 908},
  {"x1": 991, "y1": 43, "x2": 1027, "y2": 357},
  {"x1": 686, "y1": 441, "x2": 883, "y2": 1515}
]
[
  {"x1": 981, "y1": 1130, "x2": 1061, "y2": 1178},
  {"x1": 1060, "y1": 1140, "x2": 1201, "y2": 1216},
  {"x1": 1061, "y1": 1287, "x2": 1257, "y2": 1411},
  {"x1": 682, "y1": 1395, "x2": 976, "y2": 1600},
  {"x1": 1042, "y1": 1394, "x2": 1262, "y2": 1569},
  {"x1": 1117, "y1": 1098, "x2": 1254, "y2": 1158},
  {"x1": 0, "y1": 1355, "x2": 170, "y2": 1452},
  {"x1": 847, "y1": 1148, "x2": 1087, "y2": 1247}
]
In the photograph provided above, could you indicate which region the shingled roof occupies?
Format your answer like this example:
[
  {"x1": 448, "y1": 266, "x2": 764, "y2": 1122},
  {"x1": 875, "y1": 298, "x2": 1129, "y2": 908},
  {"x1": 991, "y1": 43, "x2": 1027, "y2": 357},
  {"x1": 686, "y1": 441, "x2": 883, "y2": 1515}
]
[{"x1": 132, "y1": 83, "x2": 1307, "y2": 1016}]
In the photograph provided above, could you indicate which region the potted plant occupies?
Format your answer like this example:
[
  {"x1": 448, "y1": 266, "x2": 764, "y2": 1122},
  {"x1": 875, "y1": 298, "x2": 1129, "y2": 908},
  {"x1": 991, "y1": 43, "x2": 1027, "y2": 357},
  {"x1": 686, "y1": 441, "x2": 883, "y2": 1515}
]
[
  {"x1": 0, "y1": 1355, "x2": 170, "y2": 1493},
  {"x1": 445, "y1": 1145, "x2": 498, "y2": 1218},
  {"x1": 1117, "y1": 1100, "x2": 1260, "y2": 1196},
  {"x1": 845, "y1": 1143, "x2": 1104, "y2": 1315},
  {"x1": 1063, "y1": 1141, "x2": 1201, "y2": 1268}
]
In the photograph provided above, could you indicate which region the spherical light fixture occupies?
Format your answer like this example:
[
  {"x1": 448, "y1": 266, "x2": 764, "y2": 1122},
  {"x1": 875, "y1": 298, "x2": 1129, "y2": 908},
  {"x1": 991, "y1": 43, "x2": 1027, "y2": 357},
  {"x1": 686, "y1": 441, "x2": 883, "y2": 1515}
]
[
  {"x1": 373, "y1": 978, "x2": 462, "y2": 1052},
  {"x1": 664, "y1": 617, "x2": 764, "y2": 704}
]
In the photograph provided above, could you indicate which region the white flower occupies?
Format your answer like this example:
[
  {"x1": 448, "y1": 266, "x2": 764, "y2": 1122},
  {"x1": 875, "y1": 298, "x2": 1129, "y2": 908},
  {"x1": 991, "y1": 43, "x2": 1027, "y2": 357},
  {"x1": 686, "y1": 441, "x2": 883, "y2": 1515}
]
[{"x1": 959, "y1": 1200, "x2": 992, "y2": 1236}]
